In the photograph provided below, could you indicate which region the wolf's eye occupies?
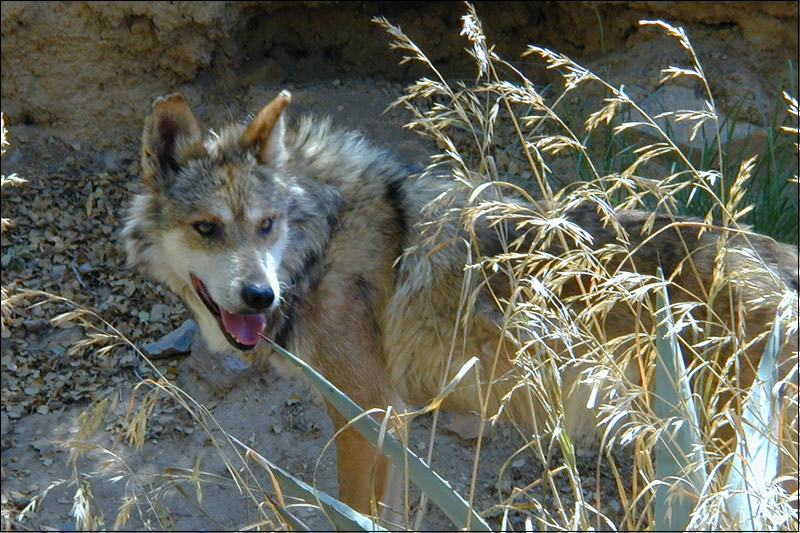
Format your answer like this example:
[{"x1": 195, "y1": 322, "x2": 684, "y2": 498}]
[
  {"x1": 193, "y1": 221, "x2": 217, "y2": 237},
  {"x1": 260, "y1": 217, "x2": 274, "y2": 235}
]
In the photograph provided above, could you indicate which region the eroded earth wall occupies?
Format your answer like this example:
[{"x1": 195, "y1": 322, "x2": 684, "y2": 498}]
[{"x1": 1, "y1": 1, "x2": 798, "y2": 148}]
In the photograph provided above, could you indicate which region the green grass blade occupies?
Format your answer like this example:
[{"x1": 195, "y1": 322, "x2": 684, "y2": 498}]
[
  {"x1": 229, "y1": 433, "x2": 387, "y2": 532},
  {"x1": 653, "y1": 269, "x2": 706, "y2": 531},
  {"x1": 725, "y1": 316, "x2": 781, "y2": 531},
  {"x1": 262, "y1": 336, "x2": 492, "y2": 532},
  {"x1": 272, "y1": 501, "x2": 313, "y2": 532}
]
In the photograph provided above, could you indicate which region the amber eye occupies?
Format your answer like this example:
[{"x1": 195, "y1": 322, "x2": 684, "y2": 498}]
[
  {"x1": 193, "y1": 221, "x2": 217, "y2": 237},
  {"x1": 260, "y1": 217, "x2": 274, "y2": 235}
]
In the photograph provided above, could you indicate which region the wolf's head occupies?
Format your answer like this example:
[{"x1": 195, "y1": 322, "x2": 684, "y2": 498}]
[{"x1": 122, "y1": 92, "x2": 295, "y2": 353}]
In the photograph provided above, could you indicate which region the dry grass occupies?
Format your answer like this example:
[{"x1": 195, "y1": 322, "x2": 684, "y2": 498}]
[{"x1": 377, "y1": 5, "x2": 797, "y2": 531}]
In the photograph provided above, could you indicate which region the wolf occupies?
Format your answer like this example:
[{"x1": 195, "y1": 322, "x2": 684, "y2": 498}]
[{"x1": 123, "y1": 90, "x2": 798, "y2": 520}]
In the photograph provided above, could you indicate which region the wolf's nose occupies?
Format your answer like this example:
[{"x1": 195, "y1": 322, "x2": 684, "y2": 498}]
[{"x1": 242, "y1": 284, "x2": 274, "y2": 310}]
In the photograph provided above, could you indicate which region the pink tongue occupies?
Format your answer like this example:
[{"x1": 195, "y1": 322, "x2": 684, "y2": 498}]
[{"x1": 219, "y1": 309, "x2": 267, "y2": 346}]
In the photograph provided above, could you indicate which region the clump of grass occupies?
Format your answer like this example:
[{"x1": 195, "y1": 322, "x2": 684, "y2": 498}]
[{"x1": 377, "y1": 5, "x2": 797, "y2": 531}]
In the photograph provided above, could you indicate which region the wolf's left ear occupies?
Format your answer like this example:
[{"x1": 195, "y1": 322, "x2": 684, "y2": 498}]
[
  {"x1": 244, "y1": 90, "x2": 291, "y2": 164},
  {"x1": 141, "y1": 94, "x2": 205, "y2": 189}
]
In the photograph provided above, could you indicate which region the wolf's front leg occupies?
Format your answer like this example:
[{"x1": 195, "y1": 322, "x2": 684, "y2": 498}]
[
  {"x1": 304, "y1": 320, "x2": 404, "y2": 522},
  {"x1": 302, "y1": 261, "x2": 406, "y2": 522},
  {"x1": 326, "y1": 406, "x2": 400, "y2": 519}
]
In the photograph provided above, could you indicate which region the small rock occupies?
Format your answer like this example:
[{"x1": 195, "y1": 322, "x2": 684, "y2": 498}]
[
  {"x1": 142, "y1": 319, "x2": 197, "y2": 359},
  {"x1": 286, "y1": 394, "x2": 301, "y2": 406},
  {"x1": 50, "y1": 265, "x2": 67, "y2": 278},
  {"x1": 102, "y1": 152, "x2": 121, "y2": 171},
  {"x1": 444, "y1": 413, "x2": 482, "y2": 440},
  {"x1": 0, "y1": 411, "x2": 10, "y2": 435},
  {"x1": 149, "y1": 303, "x2": 171, "y2": 322},
  {"x1": 23, "y1": 318, "x2": 47, "y2": 331}
]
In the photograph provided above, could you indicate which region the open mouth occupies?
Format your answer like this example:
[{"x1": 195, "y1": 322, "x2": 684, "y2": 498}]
[{"x1": 190, "y1": 274, "x2": 266, "y2": 351}]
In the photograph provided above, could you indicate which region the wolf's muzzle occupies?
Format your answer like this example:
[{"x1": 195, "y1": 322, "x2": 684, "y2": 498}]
[{"x1": 190, "y1": 273, "x2": 267, "y2": 350}]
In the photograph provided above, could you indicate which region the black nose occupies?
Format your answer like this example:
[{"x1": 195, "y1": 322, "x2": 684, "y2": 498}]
[{"x1": 242, "y1": 284, "x2": 275, "y2": 310}]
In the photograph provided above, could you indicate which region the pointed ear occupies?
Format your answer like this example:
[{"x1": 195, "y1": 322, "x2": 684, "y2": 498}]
[
  {"x1": 243, "y1": 90, "x2": 291, "y2": 164},
  {"x1": 141, "y1": 93, "x2": 205, "y2": 188}
]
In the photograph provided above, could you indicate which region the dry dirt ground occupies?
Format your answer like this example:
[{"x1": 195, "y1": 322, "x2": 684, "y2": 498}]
[{"x1": 1, "y1": 81, "x2": 630, "y2": 532}]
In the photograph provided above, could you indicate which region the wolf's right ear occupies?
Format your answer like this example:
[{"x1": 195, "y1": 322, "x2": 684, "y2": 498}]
[{"x1": 141, "y1": 94, "x2": 205, "y2": 188}]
